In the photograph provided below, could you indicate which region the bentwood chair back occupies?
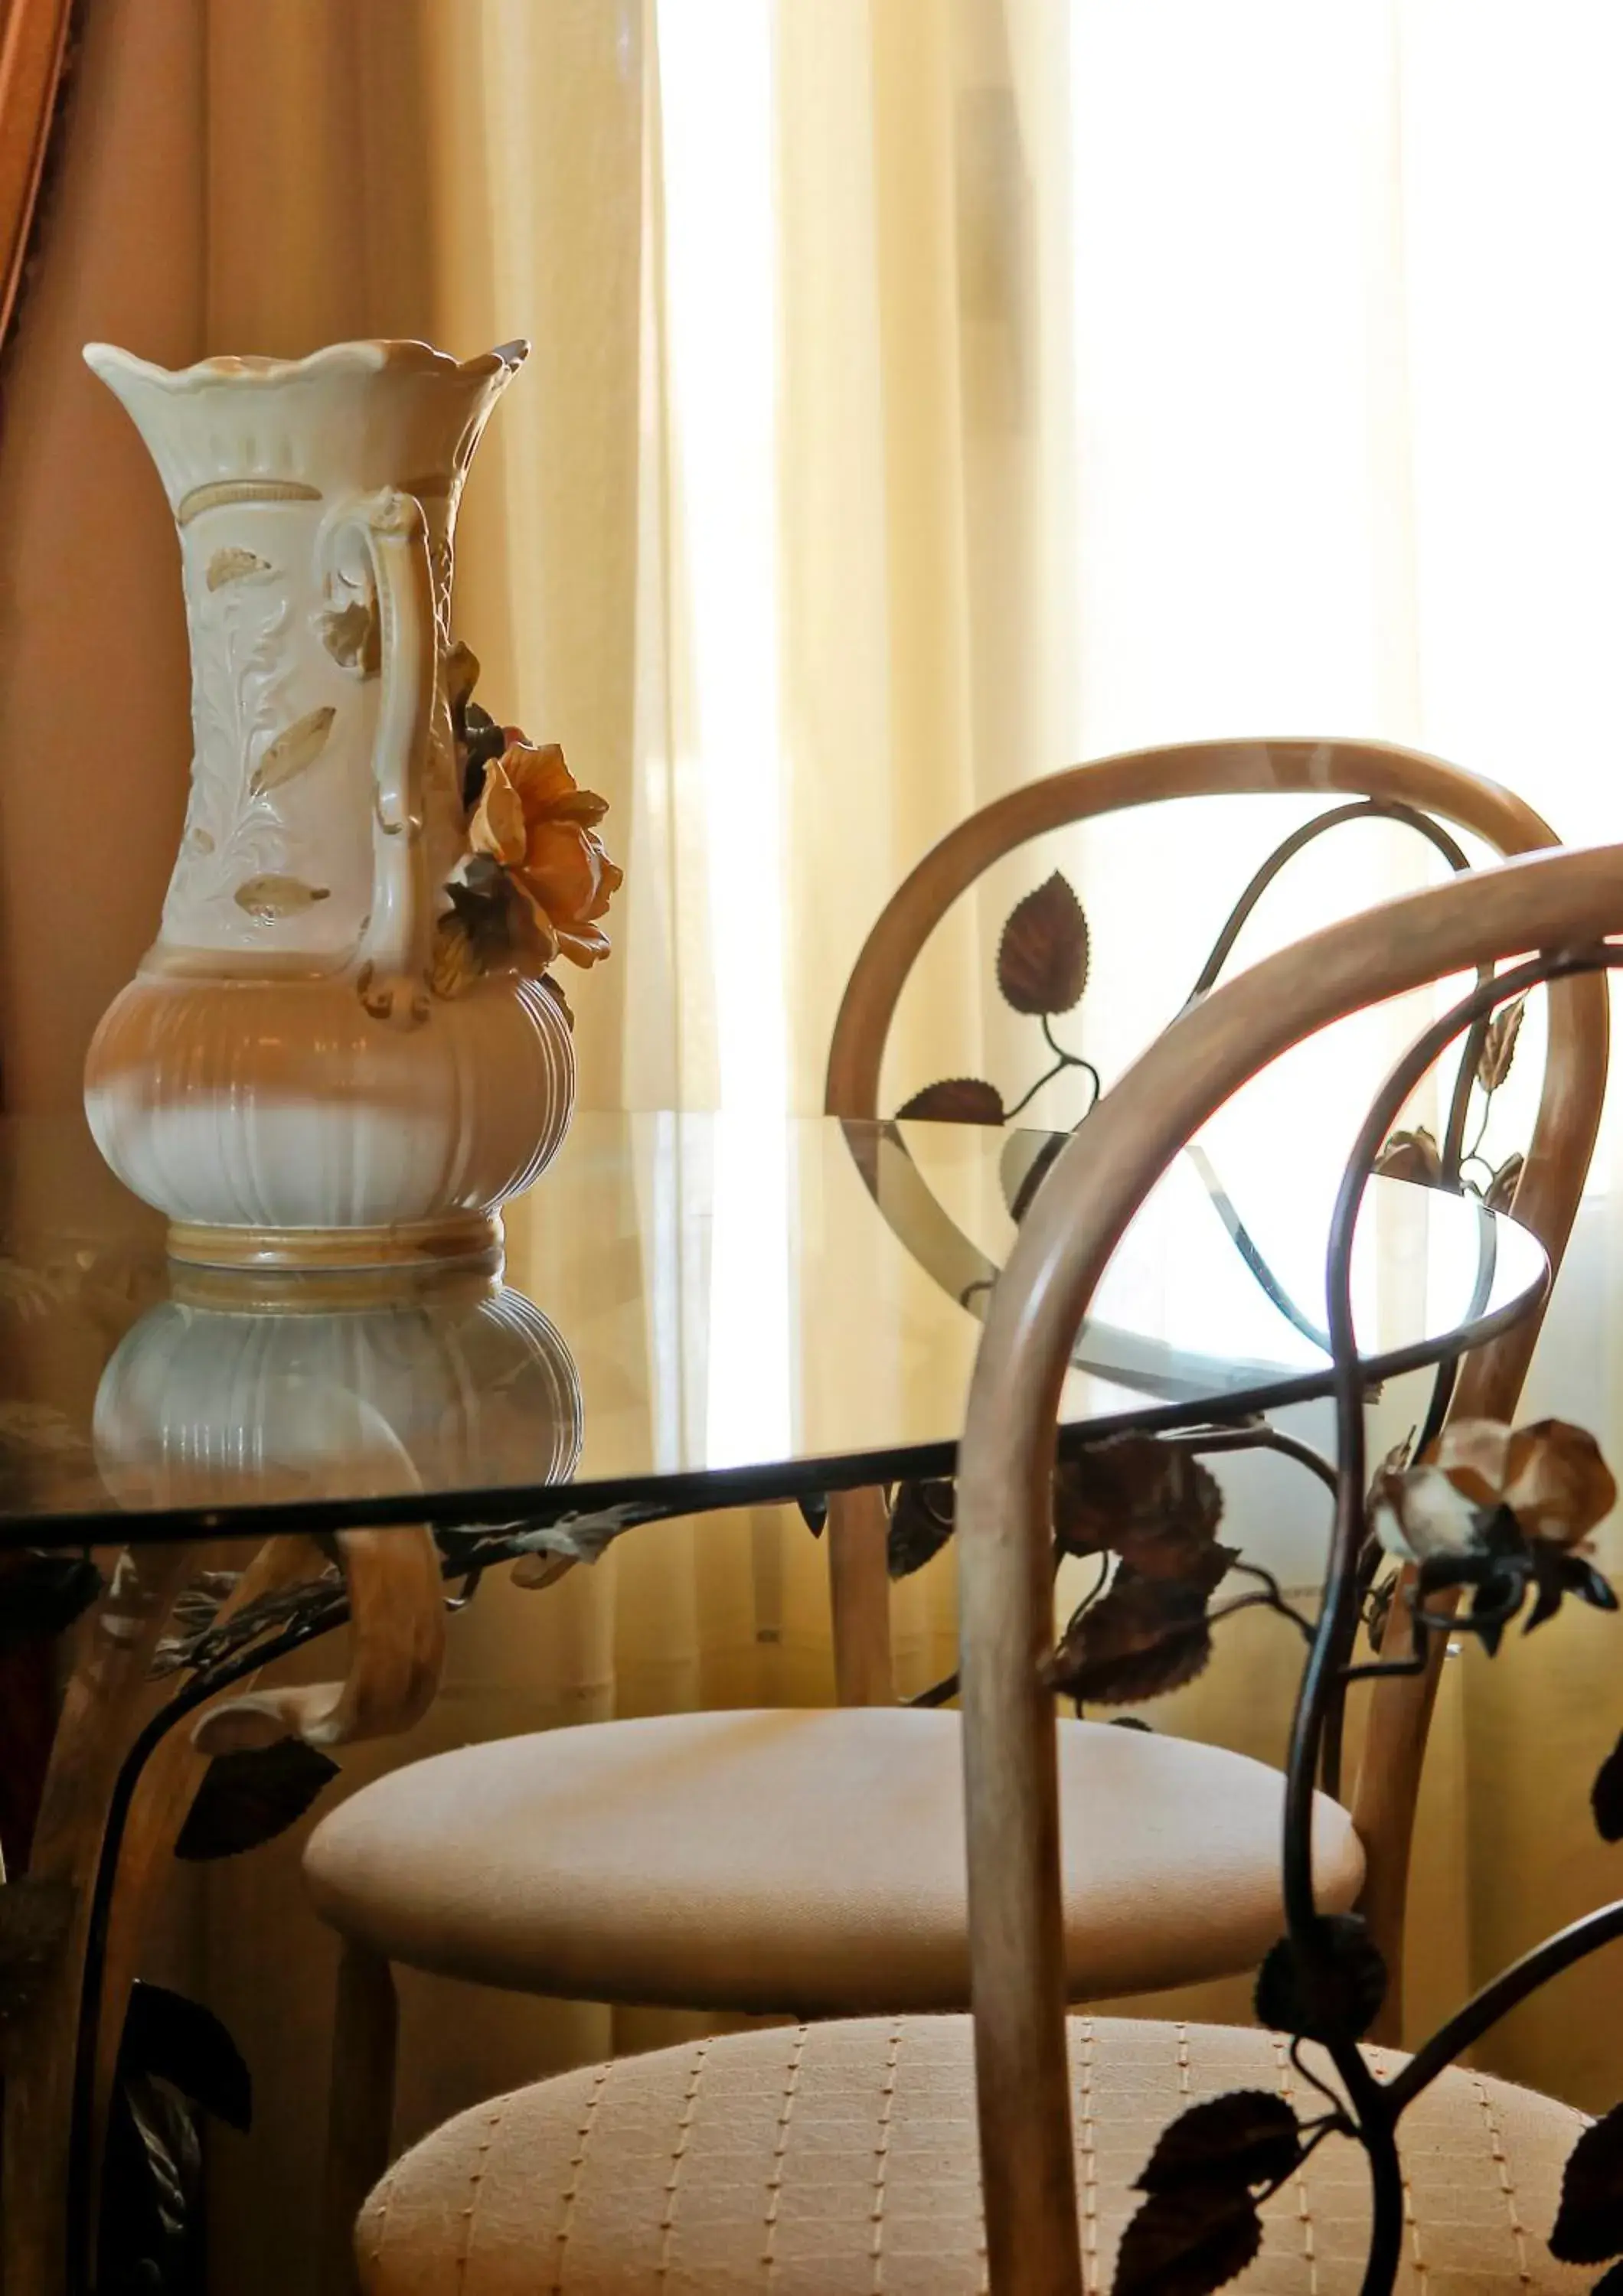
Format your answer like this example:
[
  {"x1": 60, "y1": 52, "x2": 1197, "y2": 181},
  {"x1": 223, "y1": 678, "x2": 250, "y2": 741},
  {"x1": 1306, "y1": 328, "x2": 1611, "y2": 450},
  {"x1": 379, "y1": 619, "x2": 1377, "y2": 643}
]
[
  {"x1": 955, "y1": 840, "x2": 1623, "y2": 2292},
  {"x1": 821, "y1": 734, "x2": 1608, "y2": 2014},
  {"x1": 359, "y1": 846, "x2": 1621, "y2": 2296}
]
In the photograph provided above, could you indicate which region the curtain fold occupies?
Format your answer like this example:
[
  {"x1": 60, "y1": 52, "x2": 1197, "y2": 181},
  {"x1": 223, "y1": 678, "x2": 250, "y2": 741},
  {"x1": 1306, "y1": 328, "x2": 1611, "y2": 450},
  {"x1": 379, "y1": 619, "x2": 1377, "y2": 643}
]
[{"x1": 3, "y1": 5, "x2": 1622, "y2": 2289}]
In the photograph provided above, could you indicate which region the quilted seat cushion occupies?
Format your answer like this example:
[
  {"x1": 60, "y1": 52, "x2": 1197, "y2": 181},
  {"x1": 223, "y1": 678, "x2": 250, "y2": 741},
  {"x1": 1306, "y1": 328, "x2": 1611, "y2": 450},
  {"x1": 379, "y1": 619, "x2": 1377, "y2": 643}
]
[
  {"x1": 359, "y1": 2014, "x2": 1589, "y2": 2295},
  {"x1": 304, "y1": 1707, "x2": 1363, "y2": 2013}
]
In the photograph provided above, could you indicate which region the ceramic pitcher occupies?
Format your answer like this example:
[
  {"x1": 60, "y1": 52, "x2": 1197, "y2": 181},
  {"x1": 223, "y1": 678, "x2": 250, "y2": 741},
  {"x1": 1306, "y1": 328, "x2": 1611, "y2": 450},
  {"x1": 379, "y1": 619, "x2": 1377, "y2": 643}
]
[{"x1": 81, "y1": 338, "x2": 576, "y2": 1272}]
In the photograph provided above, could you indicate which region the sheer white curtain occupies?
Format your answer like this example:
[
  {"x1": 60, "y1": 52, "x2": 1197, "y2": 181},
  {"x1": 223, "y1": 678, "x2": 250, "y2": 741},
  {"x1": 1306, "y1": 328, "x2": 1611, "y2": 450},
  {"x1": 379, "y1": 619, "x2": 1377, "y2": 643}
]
[{"x1": 641, "y1": 0, "x2": 1623, "y2": 2105}]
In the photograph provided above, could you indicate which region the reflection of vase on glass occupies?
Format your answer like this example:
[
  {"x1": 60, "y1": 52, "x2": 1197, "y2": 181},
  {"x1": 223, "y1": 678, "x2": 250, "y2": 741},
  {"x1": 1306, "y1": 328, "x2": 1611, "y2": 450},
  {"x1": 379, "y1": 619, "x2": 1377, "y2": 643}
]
[
  {"x1": 93, "y1": 1270, "x2": 583, "y2": 1515},
  {"x1": 80, "y1": 338, "x2": 622, "y2": 1273}
]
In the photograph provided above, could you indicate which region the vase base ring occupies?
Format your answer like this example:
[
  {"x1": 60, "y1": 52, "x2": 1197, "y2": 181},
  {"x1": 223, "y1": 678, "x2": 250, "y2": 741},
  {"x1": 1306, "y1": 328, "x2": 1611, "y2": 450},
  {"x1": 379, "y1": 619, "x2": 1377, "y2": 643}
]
[{"x1": 165, "y1": 1211, "x2": 505, "y2": 1276}]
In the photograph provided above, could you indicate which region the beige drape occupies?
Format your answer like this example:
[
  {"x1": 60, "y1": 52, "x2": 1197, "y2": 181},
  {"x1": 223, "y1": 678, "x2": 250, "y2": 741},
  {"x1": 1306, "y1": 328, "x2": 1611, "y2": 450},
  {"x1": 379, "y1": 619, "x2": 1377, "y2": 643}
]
[{"x1": 6, "y1": 2, "x2": 1623, "y2": 2287}]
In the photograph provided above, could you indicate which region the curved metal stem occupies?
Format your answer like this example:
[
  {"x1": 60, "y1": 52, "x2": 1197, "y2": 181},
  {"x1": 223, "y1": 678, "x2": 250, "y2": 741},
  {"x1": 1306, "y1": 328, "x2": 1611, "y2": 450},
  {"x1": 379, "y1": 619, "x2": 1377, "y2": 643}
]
[
  {"x1": 1388, "y1": 1900, "x2": 1623, "y2": 2115},
  {"x1": 1357, "y1": 2108, "x2": 1408, "y2": 2296},
  {"x1": 1183, "y1": 799, "x2": 1472, "y2": 1006}
]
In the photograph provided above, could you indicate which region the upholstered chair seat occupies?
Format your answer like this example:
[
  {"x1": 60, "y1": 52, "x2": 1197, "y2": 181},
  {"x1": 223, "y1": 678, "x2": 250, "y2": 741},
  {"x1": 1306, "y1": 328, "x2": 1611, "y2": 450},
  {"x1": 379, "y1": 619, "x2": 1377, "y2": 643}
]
[
  {"x1": 303, "y1": 1707, "x2": 1363, "y2": 2013},
  {"x1": 357, "y1": 2014, "x2": 1588, "y2": 2295}
]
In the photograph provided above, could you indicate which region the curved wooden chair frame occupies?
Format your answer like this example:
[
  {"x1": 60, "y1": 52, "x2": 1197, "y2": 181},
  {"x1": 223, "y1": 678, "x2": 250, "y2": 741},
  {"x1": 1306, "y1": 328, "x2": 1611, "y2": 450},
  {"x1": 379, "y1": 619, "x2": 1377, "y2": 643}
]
[
  {"x1": 955, "y1": 841, "x2": 1623, "y2": 2294},
  {"x1": 821, "y1": 735, "x2": 1608, "y2": 2017}
]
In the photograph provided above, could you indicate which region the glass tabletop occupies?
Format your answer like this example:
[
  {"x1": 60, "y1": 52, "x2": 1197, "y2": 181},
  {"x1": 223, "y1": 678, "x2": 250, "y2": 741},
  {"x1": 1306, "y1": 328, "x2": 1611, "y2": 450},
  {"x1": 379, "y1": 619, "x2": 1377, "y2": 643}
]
[{"x1": 0, "y1": 1107, "x2": 1546, "y2": 1548}]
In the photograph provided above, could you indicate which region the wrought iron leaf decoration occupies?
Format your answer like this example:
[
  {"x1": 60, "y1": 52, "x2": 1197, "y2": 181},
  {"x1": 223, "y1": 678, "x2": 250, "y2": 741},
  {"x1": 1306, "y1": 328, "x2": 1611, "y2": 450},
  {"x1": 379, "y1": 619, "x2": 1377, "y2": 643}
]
[
  {"x1": 0, "y1": 1552, "x2": 102, "y2": 1652},
  {"x1": 1371, "y1": 1127, "x2": 1443, "y2": 1186},
  {"x1": 121, "y1": 1981, "x2": 252, "y2": 2131},
  {"x1": 894, "y1": 1078, "x2": 1006, "y2": 1125},
  {"x1": 1111, "y1": 2181, "x2": 1263, "y2": 2296},
  {"x1": 0, "y1": 1877, "x2": 74, "y2": 2032},
  {"x1": 1046, "y1": 1567, "x2": 1216, "y2": 1707},
  {"x1": 887, "y1": 1479, "x2": 956, "y2": 1580},
  {"x1": 1485, "y1": 1150, "x2": 1524, "y2": 1214},
  {"x1": 1135, "y1": 2090, "x2": 1303, "y2": 2197},
  {"x1": 893, "y1": 869, "x2": 1095, "y2": 1130},
  {"x1": 153, "y1": 1569, "x2": 344, "y2": 1678},
  {"x1": 1594, "y1": 1733, "x2": 1623, "y2": 1844},
  {"x1": 1478, "y1": 993, "x2": 1527, "y2": 1092},
  {"x1": 174, "y1": 1738, "x2": 341, "y2": 1861},
  {"x1": 1550, "y1": 2102, "x2": 1623, "y2": 2265},
  {"x1": 1253, "y1": 1916, "x2": 1387, "y2": 2045},
  {"x1": 998, "y1": 870, "x2": 1089, "y2": 1016},
  {"x1": 1053, "y1": 1437, "x2": 1226, "y2": 1580},
  {"x1": 1593, "y1": 2261, "x2": 1623, "y2": 2296}
]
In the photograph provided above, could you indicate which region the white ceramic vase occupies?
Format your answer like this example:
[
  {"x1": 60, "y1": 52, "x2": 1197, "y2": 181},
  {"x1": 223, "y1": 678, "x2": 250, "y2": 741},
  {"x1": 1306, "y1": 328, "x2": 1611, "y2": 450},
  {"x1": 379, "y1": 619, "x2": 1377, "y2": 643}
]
[
  {"x1": 81, "y1": 338, "x2": 575, "y2": 1271},
  {"x1": 93, "y1": 1268, "x2": 584, "y2": 1516}
]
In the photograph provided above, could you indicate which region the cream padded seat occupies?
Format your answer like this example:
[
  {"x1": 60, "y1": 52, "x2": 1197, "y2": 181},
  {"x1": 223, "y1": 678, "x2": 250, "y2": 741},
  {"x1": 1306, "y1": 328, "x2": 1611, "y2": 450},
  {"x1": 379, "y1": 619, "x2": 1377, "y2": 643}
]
[
  {"x1": 358, "y1": 2014, "x2": 1588, "y2": 2295},
  {"x1": 305, "y1": 1707, "x2": 1363, "y2": 2014}
]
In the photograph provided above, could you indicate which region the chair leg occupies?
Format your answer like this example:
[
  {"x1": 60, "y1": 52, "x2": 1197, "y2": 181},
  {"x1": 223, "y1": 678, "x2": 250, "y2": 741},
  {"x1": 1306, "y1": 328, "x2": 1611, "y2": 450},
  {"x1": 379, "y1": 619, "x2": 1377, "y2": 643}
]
[
  {"x1": 826, "y1": 1485, "x2": 895, "y2": 1704},
  {"x1": 321, "y1": 1941, "x2": 398, "y2": 2296}
]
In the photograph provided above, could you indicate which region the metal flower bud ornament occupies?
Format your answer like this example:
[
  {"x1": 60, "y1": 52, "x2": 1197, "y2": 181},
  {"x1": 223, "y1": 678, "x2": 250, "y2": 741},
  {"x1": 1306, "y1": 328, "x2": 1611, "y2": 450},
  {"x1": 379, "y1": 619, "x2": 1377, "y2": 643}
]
[{"x1": 1371, "y1": 1417, "x2": 1618, "y2": 1651}]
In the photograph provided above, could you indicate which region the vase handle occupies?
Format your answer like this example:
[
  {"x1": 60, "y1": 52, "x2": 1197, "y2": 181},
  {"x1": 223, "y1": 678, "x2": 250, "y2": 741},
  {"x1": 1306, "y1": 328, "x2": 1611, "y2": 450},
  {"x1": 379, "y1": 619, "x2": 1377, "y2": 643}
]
[{"x1": 320, "y1": 488, "x2": 436, "y2": 1029}]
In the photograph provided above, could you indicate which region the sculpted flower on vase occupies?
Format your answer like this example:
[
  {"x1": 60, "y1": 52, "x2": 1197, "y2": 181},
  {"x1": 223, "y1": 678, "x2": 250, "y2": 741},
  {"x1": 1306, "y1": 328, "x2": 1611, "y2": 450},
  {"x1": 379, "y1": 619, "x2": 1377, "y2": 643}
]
[
  {"x1": 433, "y1": 651, "x2": 622, "y2": 1001},
  {"x1": 469, "y1": 741, "x2": 622, "y2": 967}
]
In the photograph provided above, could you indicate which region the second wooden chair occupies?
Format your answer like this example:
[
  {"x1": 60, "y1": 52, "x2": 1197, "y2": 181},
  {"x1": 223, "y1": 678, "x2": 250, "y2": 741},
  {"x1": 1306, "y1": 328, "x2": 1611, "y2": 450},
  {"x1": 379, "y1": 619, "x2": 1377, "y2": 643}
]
[{"x1": 302, "y1": 738, "x2": 1606, "y2": 2277}]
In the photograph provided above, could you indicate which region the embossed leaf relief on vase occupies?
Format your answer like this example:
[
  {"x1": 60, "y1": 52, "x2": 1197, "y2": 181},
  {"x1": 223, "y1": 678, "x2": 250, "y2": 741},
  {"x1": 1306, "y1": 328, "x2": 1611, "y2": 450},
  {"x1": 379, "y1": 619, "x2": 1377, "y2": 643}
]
[{"x1": 171, "y1": 579, "x2": 335, "y2": 928}]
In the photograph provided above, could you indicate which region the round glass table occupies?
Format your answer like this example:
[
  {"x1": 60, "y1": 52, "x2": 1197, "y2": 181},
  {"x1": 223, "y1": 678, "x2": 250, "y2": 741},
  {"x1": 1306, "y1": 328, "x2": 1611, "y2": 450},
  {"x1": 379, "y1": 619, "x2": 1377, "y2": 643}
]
[
  {"x1": 0, "y1": 1106, "x2": 1548, "y2": 1551},
  {"x1": 0, "y1": 1104, "x2": 1550, "y2": 2296}
]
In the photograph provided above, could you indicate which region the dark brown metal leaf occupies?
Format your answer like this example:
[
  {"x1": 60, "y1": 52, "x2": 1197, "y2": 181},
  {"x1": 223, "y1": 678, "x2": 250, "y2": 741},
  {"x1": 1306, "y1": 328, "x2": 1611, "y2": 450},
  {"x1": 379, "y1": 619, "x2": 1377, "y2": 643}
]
[
  {"x1": 1550, "y1": 2102, "x2": 1623, "y2": 2265},
  {"x1": 1135, "y1": 2091, "x2": 1301, "y2": 2197},
  {"x1": 1594, "y1": 2258, "x2": 1623, "y2": 2296},
  {"x1": 1372, "y1": 1127, "x2": 1443, "y2": 1186},
  {"x1": 1052, "y1": 1439, "x2": 1226, "y2": 1582},
  {"x1": 0, "y1": 1877, "x2": 73, "y2": 2027},
  {"x1": 174, "y1": 1739, "x2": 340, "y2": 1861},
  {"x1": 1594, "y1": 1733, "x2": 1623, "y2": 1845},
  {"x1": 1478, "y1": 994, "x2": 1527, "y2": 1093},
  {"x1": 1253, "y1": 1915, "x2": 1387, "y2": 2044},
  {"x1": 122, "y1": 1979, "x2": 252, "y2": 2131},
  {"x1": 1046, "y1": 1569, "x2": 1213, "y2": 1707},
  {"x1": 895, "y1": 1078, "x2": 1006, "y2": 1125},
  {"x1": 1111, "y1": 2183, "x2": 1262, "y2": 2296},
  {"x1": 1485, "y1": 1151, "x2": 1524, "y2": 1215},
  {"x1": 997, "y1": 872, "x2": 1089, "y2": 1016},
  {"x1": 887, "y1": 1479, "x2": 956, "y2": 1580}
]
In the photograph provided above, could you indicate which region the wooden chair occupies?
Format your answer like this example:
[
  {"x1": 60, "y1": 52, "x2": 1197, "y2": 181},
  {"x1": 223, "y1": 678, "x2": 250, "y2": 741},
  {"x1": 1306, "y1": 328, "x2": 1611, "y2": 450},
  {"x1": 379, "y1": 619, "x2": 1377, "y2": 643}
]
[
  {"x1": 349, "y1": 842, "x2": 1623, "y2": 2296},
  {"x1": 302, "y1": 739, "x2": 1605, "y2": 2267}
]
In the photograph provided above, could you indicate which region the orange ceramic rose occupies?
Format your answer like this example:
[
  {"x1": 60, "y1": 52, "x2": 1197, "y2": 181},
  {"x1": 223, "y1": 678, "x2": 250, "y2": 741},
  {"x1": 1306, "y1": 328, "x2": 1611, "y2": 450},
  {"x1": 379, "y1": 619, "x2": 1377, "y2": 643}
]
[
  {"x1": 433, "y1": 653, "x2": 623, "y2": 1003},
  {"x1": 468, "y1": 741, "x2": 622, "y2": 967}
]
